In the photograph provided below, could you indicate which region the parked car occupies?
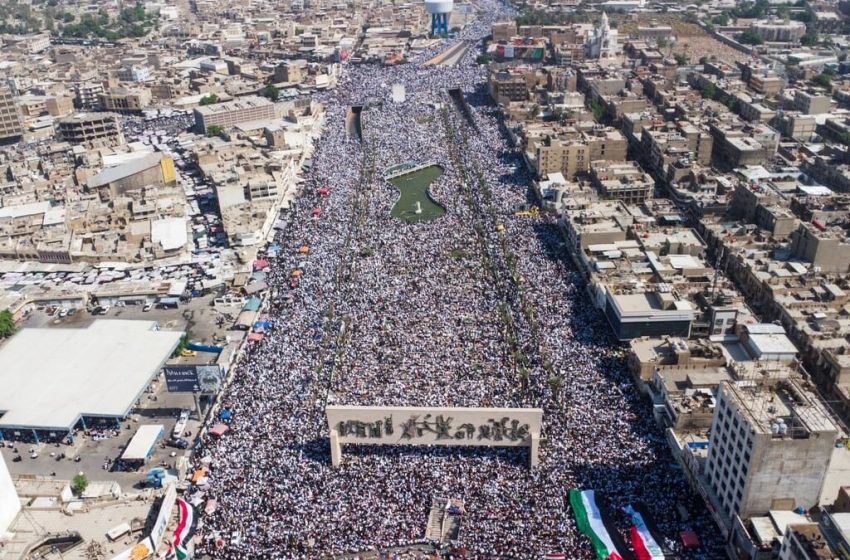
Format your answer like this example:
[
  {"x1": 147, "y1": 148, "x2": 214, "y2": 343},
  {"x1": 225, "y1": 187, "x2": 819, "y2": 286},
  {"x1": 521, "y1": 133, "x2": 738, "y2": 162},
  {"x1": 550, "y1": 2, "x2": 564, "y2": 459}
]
[{"x1": 169, "y1": 437, "x2": 189, "y2": 449}]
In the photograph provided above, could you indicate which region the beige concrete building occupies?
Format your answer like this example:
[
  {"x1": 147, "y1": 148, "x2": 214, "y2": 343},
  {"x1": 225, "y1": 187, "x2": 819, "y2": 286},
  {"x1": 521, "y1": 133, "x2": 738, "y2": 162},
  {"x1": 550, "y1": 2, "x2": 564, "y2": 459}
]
[
  {"x1": 0, "y1": 83, "x2": 24, "y2": 141},
  {"x1": 794, "y1": 90, "x2": 832, "y2": 115},
  {"x1": 99, "y1": 87, "x2": 152, "y2": 113},
  {"x1": 193, "y1": 96, "x2": 276, "y2": 134},
  {"x1": 57, "y1": 113, "x2": 124, "y2": 147},
  {"x1": 589, "y1": 160, "x2": 654, "y2": 204},
  {"x1": 528, "y1": 128, "x2": 627, "y2": 179},
  {"x1": 705, "y1": 379, "x2": 838, "y2": 526},
  {"x1": 789, "y1": 222, "x2": 850, "y2": 274}
]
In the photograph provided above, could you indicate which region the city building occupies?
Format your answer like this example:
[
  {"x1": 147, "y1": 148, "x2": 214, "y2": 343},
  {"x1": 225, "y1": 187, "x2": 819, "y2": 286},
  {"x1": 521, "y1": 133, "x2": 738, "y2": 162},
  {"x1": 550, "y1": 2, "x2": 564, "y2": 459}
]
[
  {"x1": 705, "y1": 379, "x2": 838, "y2": 527},
  {"x1": 193, "y1": 96, "x2": 276, "y2": 134},
  {"x1": 0, "y1": 320, "x2": 183, "y2": 435},
  {"x1": 57, "y1": 112, "x2": 124, "y2": 146},
  {"x1": 794, "y1": 91, "x2": 832, "y2": 115},
  {"x1": 99, "y1": 87, "x2": 152, "y2": 113},
  {"x1": 488, "y1": 68, "x2": 530, "y2": 104},
  {"x1": 589, "y1": 160, "x2": 654, "y2": 204},
  {"x1": 0, "y1": 83, "x2": 24, "y2": 141},
  {"x1": 73, "y1": 82, "x2": 105, "y2": 111},
  {"x1": 751, "y1": 19, "x2": 807, "y2": 43},
  {"x1": 586, "y1": 12, "x2": 618, "y2": 59}
]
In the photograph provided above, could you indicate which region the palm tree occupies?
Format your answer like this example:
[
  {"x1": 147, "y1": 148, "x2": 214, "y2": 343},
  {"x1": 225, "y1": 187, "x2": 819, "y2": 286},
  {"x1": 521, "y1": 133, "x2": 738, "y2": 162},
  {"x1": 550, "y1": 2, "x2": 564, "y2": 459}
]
[
  {"x1": 548, "y1": 374, "x2": 564, "y2": 403},
  {"x1": 518, "y1": 367, "x2": 529, "y2": 395}
]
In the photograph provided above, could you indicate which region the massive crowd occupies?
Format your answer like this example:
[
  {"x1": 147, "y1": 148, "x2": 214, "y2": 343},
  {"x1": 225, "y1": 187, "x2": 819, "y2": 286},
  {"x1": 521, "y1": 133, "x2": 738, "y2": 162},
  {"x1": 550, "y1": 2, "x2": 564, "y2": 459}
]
[{"x1": 191, "y1": 3, "x2": 725, "y2": 558}]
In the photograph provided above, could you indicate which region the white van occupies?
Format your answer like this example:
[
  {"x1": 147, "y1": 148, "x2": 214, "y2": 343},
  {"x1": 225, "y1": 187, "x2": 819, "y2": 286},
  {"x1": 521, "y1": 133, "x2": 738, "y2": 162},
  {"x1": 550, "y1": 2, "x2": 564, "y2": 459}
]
[{"x1": 173, "y1": 410, "x2": 190, "y2": 439}]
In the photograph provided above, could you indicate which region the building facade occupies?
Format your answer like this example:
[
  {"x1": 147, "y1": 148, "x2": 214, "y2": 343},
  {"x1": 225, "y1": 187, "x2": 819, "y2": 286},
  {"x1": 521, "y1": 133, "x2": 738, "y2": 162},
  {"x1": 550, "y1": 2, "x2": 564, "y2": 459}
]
[
  {"x1": 0, "y1": 83, "x2": 24, "y2": 141},
  {"x1": 705, "y1": 380, "x2": 837, "y2": 526}
]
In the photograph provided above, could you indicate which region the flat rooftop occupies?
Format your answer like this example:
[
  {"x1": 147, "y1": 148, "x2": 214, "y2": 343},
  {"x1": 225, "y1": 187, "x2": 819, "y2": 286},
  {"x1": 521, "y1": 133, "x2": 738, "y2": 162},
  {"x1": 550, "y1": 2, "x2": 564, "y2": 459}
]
[
  {"x1": 0, "y1": 320, "x2": 182, "y2": 431},
  {"x1": 194, "y1": 95, "x2": 273, "y2": 116},
  {"x1": 725, "y1": 378, "x2": 838, "y2": 437}
]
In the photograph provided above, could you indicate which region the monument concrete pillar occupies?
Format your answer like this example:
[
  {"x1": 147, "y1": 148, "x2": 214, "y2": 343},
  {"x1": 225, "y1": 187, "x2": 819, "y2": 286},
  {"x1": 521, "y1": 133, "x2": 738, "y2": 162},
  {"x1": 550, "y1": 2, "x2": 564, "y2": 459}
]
[
  {"x1": 530, "y1": 432, "x2": 540, "y2": 468},
  {"x1": 330, "y1": 429, "x2": 342, "y2": 467}
]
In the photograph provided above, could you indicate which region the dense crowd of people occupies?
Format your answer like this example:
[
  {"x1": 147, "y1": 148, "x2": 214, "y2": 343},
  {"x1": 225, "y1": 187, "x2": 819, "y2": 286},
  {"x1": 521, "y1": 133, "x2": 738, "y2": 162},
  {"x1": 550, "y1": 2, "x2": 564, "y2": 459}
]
[{"x1": 191, "y1": 2, "x2": 725, "y2": 558}]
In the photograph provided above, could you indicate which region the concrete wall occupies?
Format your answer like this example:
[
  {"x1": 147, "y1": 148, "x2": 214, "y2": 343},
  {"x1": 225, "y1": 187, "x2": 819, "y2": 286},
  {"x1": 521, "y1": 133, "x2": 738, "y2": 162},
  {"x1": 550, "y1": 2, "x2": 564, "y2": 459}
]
[
  {"x1": 742, "y1": 432, "x2": 835, "y2": 519},
  {"x1": 0, "y1": 454, "x2": 20, "y2": 536}
]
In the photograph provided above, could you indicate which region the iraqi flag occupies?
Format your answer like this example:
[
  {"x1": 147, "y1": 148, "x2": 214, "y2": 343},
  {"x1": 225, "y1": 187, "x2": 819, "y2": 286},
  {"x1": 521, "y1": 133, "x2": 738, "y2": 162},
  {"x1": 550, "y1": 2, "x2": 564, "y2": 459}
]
[
  {"x1": 167, "y1": 498, "x2": 197, "y2": 560},
  {"x1": 569, "y1": 489, "x2": 624, "y2": 560},
  {"x1": 623, "y1": 505, "x2": 665, "y2": 560}
]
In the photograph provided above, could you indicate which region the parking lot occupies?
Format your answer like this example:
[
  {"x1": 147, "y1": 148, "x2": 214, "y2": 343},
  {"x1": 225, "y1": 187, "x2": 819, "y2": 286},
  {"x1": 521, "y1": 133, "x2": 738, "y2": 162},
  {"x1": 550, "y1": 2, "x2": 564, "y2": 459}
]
[{"x1": 21, "y1": 291, "x2": 239, "y2": 353}]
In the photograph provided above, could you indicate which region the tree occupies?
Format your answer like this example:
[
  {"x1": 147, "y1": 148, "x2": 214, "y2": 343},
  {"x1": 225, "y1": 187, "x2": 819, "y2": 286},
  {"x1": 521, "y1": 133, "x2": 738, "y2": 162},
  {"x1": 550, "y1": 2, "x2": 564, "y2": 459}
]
[
  {"x1": 72, "y1": 474, "x2": 89, "y2": 496},
  {"x1": 737, "y1": 29, "x2": 764, "y2": 45},
  {"x1": 260, "y1": 83, "x2": 280, "y2": 101},
  {"x1": 517, "y1": 367, "x2": 529, "y2": 395},
  {"x1": 206, "y1": 125, "x2": 223, "y2": 137},
  {"x1": 812, "y1": 72, "x2": 832, "y2": 89},
  {"x1": 656, "y1": 37, "x2": 668, "y2": 49},
  {"x1": 800, "y1": 26, "x2": 818, "y2": 46},
  {"x1": 701, "y1": 82, "x2": 716, "y2": 99},
  {"x1": 674, "y1": 53, "x2": 689, "y2": 66},
  {"x1": 199, "y1": 93, "x2": 219, "y2": 106},
  {"x1": 475, "y1": 53, "x2": 492, "y2": 65},
  {"x1": 587, "y1": 97, "x2": 607, "y2": 122},
  {"x1": 548, "y1": 374, "x2": 564, "y2": 402},
  {"x1": 0, "y1": 309, "x2": 14, "y2": 338},
  {"x1": 712, "y1": 13, "x2": 729, "y2": 26}
]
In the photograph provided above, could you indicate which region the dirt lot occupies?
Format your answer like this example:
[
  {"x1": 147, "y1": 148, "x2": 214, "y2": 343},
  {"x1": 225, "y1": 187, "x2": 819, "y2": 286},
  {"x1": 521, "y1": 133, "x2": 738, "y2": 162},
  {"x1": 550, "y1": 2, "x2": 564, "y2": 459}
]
[{"x1": 615, "y1": 14, "x2": 753, "y2": 65}]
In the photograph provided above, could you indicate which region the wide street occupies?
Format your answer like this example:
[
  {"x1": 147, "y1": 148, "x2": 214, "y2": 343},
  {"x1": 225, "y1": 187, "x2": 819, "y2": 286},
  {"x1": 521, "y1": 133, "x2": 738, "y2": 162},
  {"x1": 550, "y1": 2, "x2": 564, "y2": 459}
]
[{"x1": 191, "y1": 3, "x2": 725, "y2": 558}]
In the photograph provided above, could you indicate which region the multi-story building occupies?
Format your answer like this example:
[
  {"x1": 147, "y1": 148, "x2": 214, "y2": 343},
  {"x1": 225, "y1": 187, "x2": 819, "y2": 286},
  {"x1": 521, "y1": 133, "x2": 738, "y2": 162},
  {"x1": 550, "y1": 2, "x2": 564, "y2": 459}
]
[
  {"x1": 748, "y1": 74, "x2": 785, "y2": 96},
  {"x1": 794, "y1": 90, "x2": 832, "y2": 115},
  {"x1": 705, "y1": 379, "x2": 838, "y2": 527},
  {"x1": 528, "y1": 128, "x2": 628, "y2": 179},
  {"x1": 773, "y1": 112, "x2": 817, "y2": 140},
  {"x1": 57, "y1": 113, "x2": 124, "y2": 147},
  {"x1": 73, "y1": 82, "x2": 104, "y2": 111},
  {"x1": 99, "y1": 87, "x2": 152, "y2": 113},
  {"x1": 779, "y1": 522, "x2": 841, "y2": 559},
  {"x1": 751, "y1": 19, "x2": 807, "y2": 43},
  {"x1": 789, "y1": 221, "x2": 850, "y2": 274},
  {"x1": 589, "y1": 160, "x2": 654, "y2": 204},
  {"x1": 0, "y1": 83, "x2": 24, "y2": 141},
  {"x1": 274, "y1": 61, "x2": 304, "y2": 84},
  {"x1": 193, "y1": 96, "x2": 276, "y2": 134},
  {"x1": 488, "y1": 69, "x2": 529, "y2": 104}
]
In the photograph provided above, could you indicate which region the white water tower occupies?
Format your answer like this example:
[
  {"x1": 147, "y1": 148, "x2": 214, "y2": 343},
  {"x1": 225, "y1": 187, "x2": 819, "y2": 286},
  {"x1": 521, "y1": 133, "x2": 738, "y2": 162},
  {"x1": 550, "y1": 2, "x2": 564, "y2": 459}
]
[{"x1": 425, "y1": 0, "x2": 453, "y2": 36}]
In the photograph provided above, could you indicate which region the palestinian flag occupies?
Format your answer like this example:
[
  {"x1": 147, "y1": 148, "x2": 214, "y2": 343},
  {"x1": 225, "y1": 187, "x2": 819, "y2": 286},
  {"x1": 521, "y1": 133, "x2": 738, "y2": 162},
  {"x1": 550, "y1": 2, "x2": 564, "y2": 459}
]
[
  {"x1": 569, "y1": 489, "x2": 624, "y2": 560},
  {"x1": 624, "y1": 506, "x2": 664, "y2": 560},
  {"x1": 167, "y1": 498, "x2": 197, "y2": 560}
]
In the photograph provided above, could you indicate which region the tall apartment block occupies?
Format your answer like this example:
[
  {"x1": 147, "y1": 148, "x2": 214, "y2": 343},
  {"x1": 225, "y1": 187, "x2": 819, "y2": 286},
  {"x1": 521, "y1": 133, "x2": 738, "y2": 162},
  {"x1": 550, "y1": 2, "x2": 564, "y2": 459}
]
[
  {"x1": 706, "y1": 379, "x2": 838, "y2": 527},
  {"x1": 0, "y1": 83, "x2": 24, "y2": 141}
]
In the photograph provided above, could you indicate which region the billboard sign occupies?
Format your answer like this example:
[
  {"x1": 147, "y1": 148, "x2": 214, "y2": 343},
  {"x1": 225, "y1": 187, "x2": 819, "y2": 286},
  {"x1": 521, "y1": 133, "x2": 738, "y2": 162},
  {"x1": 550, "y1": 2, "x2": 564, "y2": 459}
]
[{"x1": 164, "y1": 365, "x2": 222, "y2": 393}]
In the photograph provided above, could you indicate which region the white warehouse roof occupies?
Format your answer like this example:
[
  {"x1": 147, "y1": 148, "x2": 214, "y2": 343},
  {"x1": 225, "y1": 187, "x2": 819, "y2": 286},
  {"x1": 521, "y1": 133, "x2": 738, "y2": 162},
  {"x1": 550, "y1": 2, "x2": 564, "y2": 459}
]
[{"x1": 0, "y1": 320, "x2": 183, "y2": 431}]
